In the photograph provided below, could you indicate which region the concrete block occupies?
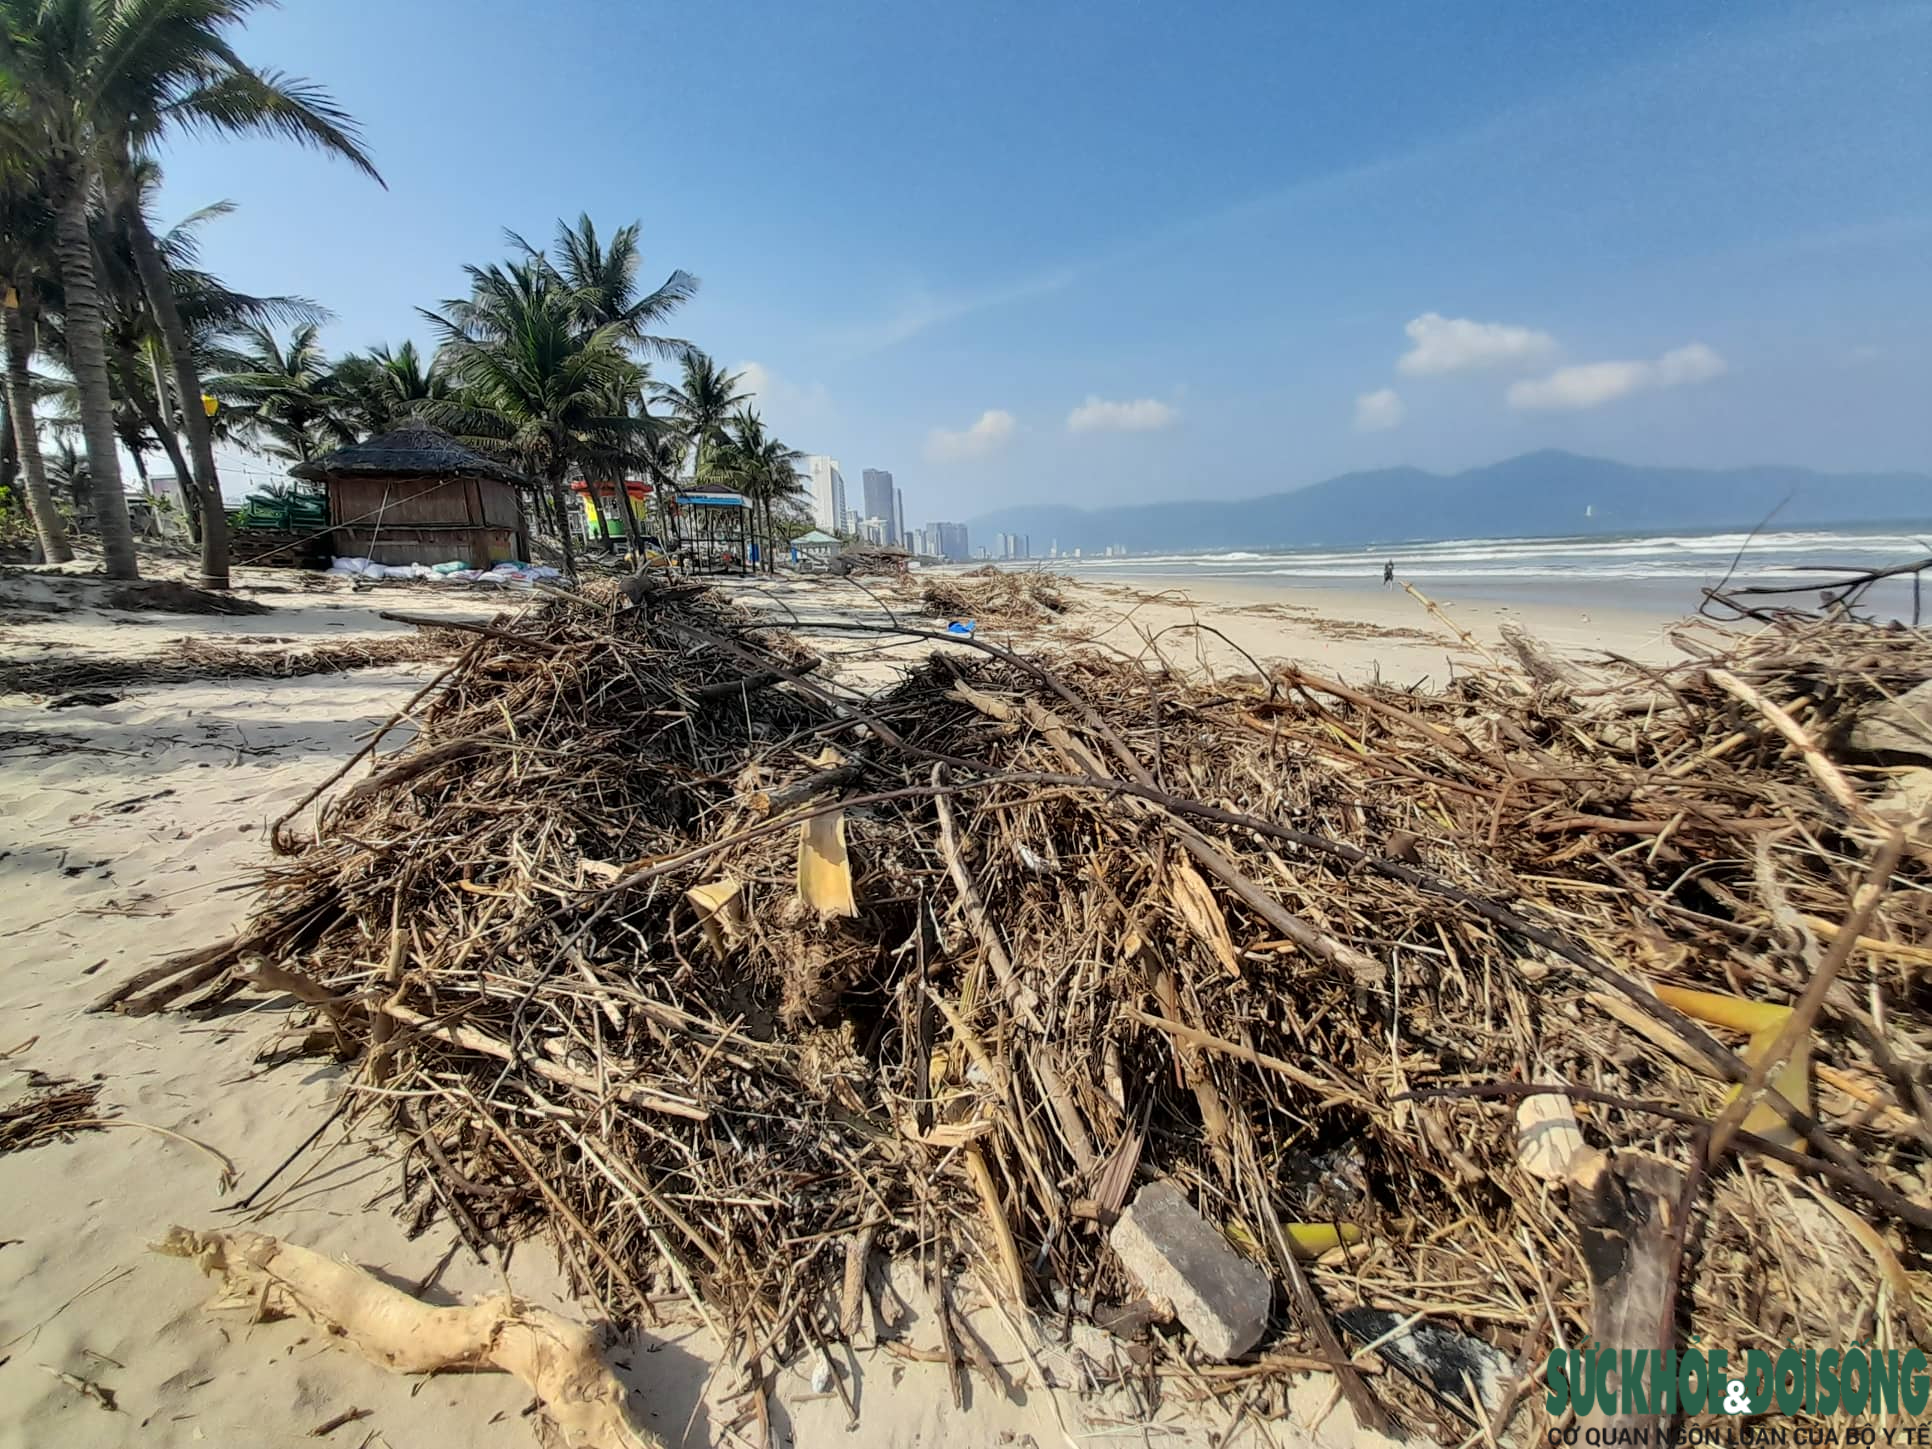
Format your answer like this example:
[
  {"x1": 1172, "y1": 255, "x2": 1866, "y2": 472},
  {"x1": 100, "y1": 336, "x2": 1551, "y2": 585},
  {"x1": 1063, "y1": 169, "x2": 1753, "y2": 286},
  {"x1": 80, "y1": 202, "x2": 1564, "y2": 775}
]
[{"x1": 1108, "y1": 1180, "x2": 1271, "y2": 1358}]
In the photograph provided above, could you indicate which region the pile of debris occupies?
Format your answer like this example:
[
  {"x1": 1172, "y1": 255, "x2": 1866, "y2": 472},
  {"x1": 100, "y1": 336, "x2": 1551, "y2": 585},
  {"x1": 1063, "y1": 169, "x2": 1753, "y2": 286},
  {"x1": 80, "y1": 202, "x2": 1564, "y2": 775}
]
[
  {"x1": 918, "y1": 565, "x2": 1070, "y2": 626},
  {"x1": 105, "y1": 587, "x2": 1932, "y2": 1442}
]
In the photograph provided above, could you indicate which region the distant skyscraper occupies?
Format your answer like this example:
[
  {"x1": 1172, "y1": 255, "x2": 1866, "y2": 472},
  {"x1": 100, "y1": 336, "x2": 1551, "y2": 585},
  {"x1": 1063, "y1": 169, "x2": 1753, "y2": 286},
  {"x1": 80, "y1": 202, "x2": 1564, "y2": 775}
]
[
  {"x1": 804, "y1": 456, "x2": 846, "y2": 534},
  {"x1": 892, "y1": 487, "x2": 904, "y2": 548},
  {"x1": 861, "y1": 469, "x2": 895, "y2": 542},
  {"x1": 926, "y1": 521, "x2": 968, "y2": 562}
]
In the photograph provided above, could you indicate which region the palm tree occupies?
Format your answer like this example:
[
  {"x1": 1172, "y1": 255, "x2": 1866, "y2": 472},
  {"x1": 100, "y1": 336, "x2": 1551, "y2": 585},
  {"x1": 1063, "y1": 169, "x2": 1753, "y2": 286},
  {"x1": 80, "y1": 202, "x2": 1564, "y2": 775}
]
[
  {"x1": 90, "y1": 166, "x2": 324, "y2": 539},
  {"x1": 0, "y1": 149, "x2": 69, "y2": 561},
  {"x1": 331, "y1": 340, "x2": 448, "y2": 438},
  {"x1": 205, "y1": 321, "x2": 353, "y2": 463},
  {"x1": 653, "y1": 351, "x2": 745, "y2": 488},
  {"x1": 718, "y1": 408, "x2": 803, "y2": 572},
  {"x1": 421, "y1": 261, "x2": 646, "y2": 581},
  {"x1": 0, "y1": 0, "x2": 381, "y2": 584},
  {"x1": 0, "y1": 6, "x2": 134, "y2": 575},
  {"x1": 519, "y1": 213, "x2": 696, "y2": 358}
]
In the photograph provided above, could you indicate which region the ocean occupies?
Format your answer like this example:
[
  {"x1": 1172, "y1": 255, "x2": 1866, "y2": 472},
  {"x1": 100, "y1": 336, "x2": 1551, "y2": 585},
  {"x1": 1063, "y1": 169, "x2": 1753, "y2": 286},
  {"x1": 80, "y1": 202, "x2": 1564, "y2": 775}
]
[{"x1": 1058, "y1": 524, "x2": 1932, "y2": 620}]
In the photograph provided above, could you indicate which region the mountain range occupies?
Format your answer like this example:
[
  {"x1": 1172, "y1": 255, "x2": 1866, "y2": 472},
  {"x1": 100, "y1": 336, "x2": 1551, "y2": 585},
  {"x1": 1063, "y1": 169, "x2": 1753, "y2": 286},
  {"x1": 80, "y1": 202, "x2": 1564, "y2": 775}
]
[{"x1": 963, "y1": 451, "x2": 1932, "y2": 554}]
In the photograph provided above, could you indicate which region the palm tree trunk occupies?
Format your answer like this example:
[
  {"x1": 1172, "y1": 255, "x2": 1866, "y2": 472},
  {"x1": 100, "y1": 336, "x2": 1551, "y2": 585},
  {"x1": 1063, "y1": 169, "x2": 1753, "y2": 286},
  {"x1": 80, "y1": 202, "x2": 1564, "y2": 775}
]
[
  {"x1": 114, "y1": 337, "x2": 197, "y2": 543},
  {"x1": 2, "y1": 299, "x2": 74, "y2": 564},
  {"x1": 145, "y1": 345, "x2": 200, "y2": 543},
  {"x1": 53, "y1": 172, "x2": 137, "y2": 579},
  {"x1": 611, "y1": 481, "x2": 643, "y2": 566},
  {"x1": 123, "y1": 201, "x2": 228, "y2": 587},
  {"x1": 547, "y1": 462, "x2": 577, "y2": 580}
]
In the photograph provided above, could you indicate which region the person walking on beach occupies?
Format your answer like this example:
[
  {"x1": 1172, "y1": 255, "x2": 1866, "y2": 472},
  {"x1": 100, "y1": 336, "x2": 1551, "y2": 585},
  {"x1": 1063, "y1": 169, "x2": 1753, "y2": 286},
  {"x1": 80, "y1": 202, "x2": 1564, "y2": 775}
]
[{"x1": 1383, "y1": 559, "x2": 1395, "y2": 587}]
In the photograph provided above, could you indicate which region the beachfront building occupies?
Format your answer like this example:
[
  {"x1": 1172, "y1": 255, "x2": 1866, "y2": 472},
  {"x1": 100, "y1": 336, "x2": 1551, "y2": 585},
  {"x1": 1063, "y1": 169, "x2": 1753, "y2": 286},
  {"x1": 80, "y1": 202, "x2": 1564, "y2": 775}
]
[
  {"x1": 788, "y1": 528, "x2": 841, "y2": 568},
  {"x1": 295, "y1": 423, "x2": 529, "y2": 568},
  {"x1": 858, "y1": 515, "x2": 888, "y2": 545},
  {"x1": 861, "y1": 469, "x2": 895, "y2": 543},
  {"x1": 893, "y1": 487, "x2": 905, "y2": 548},
  {"x1": 804, "y1": 456, "x2": 846, "y2": 534}
]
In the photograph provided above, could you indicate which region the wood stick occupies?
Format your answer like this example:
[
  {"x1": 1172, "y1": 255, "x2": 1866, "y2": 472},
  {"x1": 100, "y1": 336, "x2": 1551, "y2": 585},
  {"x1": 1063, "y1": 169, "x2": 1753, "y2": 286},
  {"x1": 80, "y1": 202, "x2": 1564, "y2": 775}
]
[
  {"x1": 1707, "y1": 669, "x2": 1867, "y2": 820},
  {"x1": 931, "y1": 765, "x2": 1097, "y2": 1172},
  {"x1": 378, "y1": 610, "x2": 566, "y2": 654},
  {"x1": 690, "y1": 658, "x2": 821, "y2": 700},
  {"x1": 1802, "y1": 913, "x2": 1932, "y2": 967},
  {"x1": 378, "y1": 1004, "x2": 709, "y2": 1120},
  {"x1": 1122, "y1": 1005, "x2": 1345, "y2": 1096}
]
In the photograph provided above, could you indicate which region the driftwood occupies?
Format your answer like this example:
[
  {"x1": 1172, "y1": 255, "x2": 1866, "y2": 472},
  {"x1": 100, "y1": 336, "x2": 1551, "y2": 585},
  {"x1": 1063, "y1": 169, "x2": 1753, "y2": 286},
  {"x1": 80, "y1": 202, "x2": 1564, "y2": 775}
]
[
  {"x1": 1567, "y1": 1151, "x2": 1684, "y2": 1445},
  {"x1": 156, "y1": 1226, "x2": 658, "y2": 1449}
]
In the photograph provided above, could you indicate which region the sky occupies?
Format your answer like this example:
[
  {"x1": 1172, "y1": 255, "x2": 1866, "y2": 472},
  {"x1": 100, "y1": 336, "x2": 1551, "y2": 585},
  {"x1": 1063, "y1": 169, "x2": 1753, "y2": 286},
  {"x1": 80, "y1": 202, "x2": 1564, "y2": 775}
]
[{"x1": 157, "y1": 0, "x2": 1932, "y2": 523}]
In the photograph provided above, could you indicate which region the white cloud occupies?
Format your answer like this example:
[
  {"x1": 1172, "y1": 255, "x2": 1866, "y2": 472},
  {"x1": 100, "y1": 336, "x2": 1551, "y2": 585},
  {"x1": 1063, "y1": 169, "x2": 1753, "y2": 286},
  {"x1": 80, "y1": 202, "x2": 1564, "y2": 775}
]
[
  {"x1": 1398, "y1": 312, "x2": 1558, "y2": 376},
  {"x1": 1507, "y1": 342, "x2": 1727, "y2": 411},
  {"x1": 1353, "y1": 388, "x2": 1405, "y2": 432},
  {"x1": 735, "y1": 360, "x2": 775, "y2": 399},
  {"x1": 732, "y1": 360, "x2": 829, "y2": 422},
  {"x1": 925, "y1": 409, "x2": 1017, "y2": 463},
  {"x1": 1065, "y1": 395, "x2": 1179, "y2": 433}
]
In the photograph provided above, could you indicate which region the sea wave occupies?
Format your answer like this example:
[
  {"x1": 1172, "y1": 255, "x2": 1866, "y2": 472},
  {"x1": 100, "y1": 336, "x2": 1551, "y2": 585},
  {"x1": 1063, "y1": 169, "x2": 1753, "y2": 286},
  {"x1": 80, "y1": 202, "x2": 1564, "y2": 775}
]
[{"x1": 1058, "y1": 525, "x2": 1930, "y2": 580}]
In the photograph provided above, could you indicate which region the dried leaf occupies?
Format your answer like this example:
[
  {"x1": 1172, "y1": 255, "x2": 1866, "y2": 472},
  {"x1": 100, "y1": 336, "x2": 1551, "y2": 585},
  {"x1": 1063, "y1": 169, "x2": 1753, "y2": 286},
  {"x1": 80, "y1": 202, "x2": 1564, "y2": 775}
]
[
  {"x1": 1168, "y1": 859, "x2": 1239, "y2": 976},
  {"x1": 684, "y1": 877, "x2": 744, "y2": 958},
  {"x1": 797, "y1": 809, "x2": 857, "y2": 919}
]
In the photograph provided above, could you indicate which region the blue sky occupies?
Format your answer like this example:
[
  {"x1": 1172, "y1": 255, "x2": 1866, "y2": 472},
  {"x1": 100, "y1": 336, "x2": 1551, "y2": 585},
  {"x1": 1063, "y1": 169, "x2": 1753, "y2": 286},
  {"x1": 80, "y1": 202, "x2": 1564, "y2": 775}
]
[{"x1": 160, "y1": 0, "x2": 1931, "y2": 523}]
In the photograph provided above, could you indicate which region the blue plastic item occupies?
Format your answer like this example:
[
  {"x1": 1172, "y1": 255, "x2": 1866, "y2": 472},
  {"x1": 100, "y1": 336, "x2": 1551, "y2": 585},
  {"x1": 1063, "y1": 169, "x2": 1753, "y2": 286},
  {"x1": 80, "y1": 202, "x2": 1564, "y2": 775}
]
[{"x1": 947, "y1": 619, "x2": 977, "y2": 636}]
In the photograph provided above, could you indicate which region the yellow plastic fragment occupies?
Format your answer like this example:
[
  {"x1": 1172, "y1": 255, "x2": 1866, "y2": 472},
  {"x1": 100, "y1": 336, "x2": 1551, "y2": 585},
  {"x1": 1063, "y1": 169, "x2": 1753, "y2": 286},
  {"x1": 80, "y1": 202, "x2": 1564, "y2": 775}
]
[{"x1": 1652, "y1": 984, "x2": 1810, "y2": 1147}]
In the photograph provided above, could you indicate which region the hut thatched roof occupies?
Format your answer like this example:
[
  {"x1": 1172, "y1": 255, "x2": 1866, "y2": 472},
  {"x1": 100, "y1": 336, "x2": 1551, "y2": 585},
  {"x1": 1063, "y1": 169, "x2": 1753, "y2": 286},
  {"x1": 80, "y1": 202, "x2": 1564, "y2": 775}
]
[{"x1": 290, "y1": 424, "x2": 528, "y2": 486}]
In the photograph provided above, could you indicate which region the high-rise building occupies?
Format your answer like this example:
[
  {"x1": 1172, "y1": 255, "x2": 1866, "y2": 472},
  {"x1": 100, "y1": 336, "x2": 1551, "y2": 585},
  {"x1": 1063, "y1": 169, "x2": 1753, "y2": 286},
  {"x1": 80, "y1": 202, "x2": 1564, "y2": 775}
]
[
  {"x1": 804, "y1": 456, "x2": 846, "y2": 534},
  {"x1": 858, "y1": 516, "x2": 888, "y2": 546},
  {"x1": 861, "y1": 469, "x2": 895, "y2": 541},
  {"x1": 927, "y1": 522, "x2": 968, "y2": 562},
  {"x1": 892, "y1": 487, "x2": 904, "y2": 548}
]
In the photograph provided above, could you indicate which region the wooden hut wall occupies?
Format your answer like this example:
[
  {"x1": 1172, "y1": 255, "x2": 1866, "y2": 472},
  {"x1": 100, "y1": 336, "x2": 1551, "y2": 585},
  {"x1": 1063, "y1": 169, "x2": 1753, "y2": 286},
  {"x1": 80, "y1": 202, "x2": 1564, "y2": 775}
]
[{"x1": 328, "y1": 475, "x2": 526, "y2": 568}]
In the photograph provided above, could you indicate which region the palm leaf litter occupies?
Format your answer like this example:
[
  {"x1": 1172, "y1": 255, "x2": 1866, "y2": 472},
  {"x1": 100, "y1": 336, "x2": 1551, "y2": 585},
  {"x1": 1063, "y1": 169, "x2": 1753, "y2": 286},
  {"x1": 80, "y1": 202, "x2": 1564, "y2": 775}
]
[
  {"x1": 0, "y1": 631, "x2": 461, "y2": 696},
  {"x1": 99, "y1": 581, "x2": 1931, "y2": 1441},
  {"x1": 919, "y1": 565, "x2": 1069, "y2": 624}
]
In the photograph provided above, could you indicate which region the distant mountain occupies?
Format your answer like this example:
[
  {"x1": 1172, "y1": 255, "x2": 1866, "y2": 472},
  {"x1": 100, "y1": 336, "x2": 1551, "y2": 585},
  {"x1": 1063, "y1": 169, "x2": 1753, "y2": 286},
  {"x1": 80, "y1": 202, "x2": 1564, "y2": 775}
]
[{"x1": 965, "y1": 451, "x2": 1932, "y2": 554}]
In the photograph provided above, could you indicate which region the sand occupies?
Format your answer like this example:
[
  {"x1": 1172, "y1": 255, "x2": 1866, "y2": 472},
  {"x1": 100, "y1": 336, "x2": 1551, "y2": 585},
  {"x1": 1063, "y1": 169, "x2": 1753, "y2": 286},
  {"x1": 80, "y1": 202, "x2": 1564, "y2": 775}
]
[
  {"x1": 0, "y1": 559, "x2": 1687, "y2": 1448},
  {"x1": 1053, "y1": 573, "x2": 1680, "y2": 688}
]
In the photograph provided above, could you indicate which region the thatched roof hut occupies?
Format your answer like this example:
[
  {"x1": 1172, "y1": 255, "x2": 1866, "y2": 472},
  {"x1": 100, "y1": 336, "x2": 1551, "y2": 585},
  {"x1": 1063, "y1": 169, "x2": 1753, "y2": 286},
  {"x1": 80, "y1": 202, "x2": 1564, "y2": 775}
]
[{"x1": 292, "y1": 425, "x2": 529, "y2": 568}]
